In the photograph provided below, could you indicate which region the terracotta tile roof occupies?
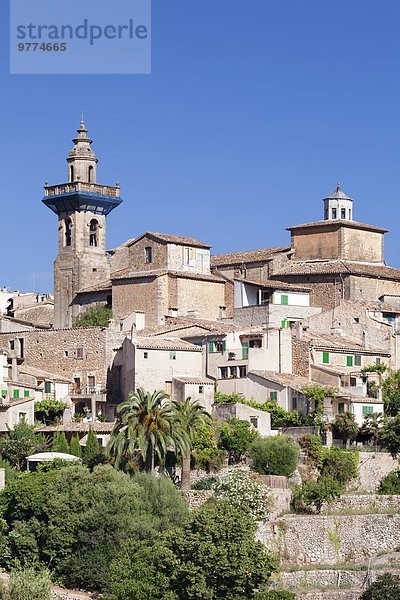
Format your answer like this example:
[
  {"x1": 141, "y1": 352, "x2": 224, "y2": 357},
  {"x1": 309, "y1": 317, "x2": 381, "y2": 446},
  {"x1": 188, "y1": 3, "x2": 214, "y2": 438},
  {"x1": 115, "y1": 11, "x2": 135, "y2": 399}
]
[
  {"x1": 114, "y1": 232, "x2": 211, "y2": 250},
  {"x1": 235, "y1": 277, "x2": 311, "y2": 292},
  {"x1": 77, "y1": 279, "x2": 112, "y2": 294},
  {"x1": 287, "y1": 219, "x2": 388, "y2": 233},
  {"x1": 111, "y1": 269, "x2": 224, "y2": 283},
  {"x1": 137, "y1": 336, "x2": 202, "y2": 351},
  {"x1": 0, "y1": 397, "x2": 34, "y2": 409},
  {"x1": 18, "y1": 365, "x2": 73, "y2": 383},
  {"x1": 139, "y1": 317, "x2": 239, "y2": 338},
  {"x1": 273, "y1": 260, "x2": 400, "y2": 281},
  {"x1": 211, "y1": 246, "x2": 291, "y2": 267},
  {"x1": 248, "y1": 370, "x2": 312, "y2": 392},
  {"x1": 35, "y1": 422, "x2": 115, "y2": 433},
  {"x1": 304, "y1": 332, "x2": 389, "y2": 355},
  {"x1": 338, "y1": 394, "x2": 383, "y2": 404},
  {"x1": 174, "y1": 377, "x2": 215, "y2": 385}
]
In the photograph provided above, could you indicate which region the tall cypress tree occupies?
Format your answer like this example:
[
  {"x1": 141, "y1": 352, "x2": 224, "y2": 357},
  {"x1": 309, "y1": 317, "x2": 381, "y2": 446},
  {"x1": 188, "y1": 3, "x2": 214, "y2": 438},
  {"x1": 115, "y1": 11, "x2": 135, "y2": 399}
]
[
  {"x1": 52, "y1": 431, "x2": 70, "y2": 454},
  {"x1": 70, "y1": 434, "x2": 82, "y2": 458}
]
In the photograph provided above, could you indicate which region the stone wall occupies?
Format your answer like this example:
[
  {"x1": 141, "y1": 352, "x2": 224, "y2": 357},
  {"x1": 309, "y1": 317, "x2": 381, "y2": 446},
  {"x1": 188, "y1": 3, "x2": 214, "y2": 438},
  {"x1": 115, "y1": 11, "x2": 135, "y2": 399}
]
[
  {"x1": 272, "y1": 566, "x2": 400, "y2": 591},
  {"x1": 292, "y1": 336, "x2": 310, "y2": 377},
  {"x1": 348, "y1": 452, "x2": 399, "y2": 493},
  {"x1": 258, "y1": 513, "x2": 400, "y2": 566},
  {"x1": 321, "y1": 494, "x2": 400, "y2": 513}
]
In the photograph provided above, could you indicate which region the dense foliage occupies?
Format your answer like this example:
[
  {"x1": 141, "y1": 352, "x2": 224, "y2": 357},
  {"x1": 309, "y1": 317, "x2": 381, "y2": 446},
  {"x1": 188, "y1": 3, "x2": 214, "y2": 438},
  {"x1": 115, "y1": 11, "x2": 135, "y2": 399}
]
[
  {"x1": 0, "y1": 423, "x2": 47, "y2": 470},
  {"x1": 360, "y1": 573, "x2": 400, "y2": 599},
  {"x1": 300, "y1": 384, "x2": 336, "y2": 420},
  {"x1": 319, "y1": 448, "x2": 359, "y2": 486},
  {"x1": 0, "y1": 465, "x2": 188, "y2": 591},
  {"x1": 106, "y1": 502, "x2": 278, "y2": 599},
  {"x1": 378, "y1": 469, "x2": 400, "y2": 495},
  {"x1": 214, "y1": 466, "x2": 272, "y2": 521},
  {"x1": 217, "y1": 418, "x2": 259, "y2": 462},
  {"x1": 0, "y1": 569, "x2": 52, "y2": 600},
  {"x1": 298, "y1": 435, "x2": 323, "y2": 466},
  {"x1": 291, "y1": 477, "x2": 342, "y2": 513},
  {"x1": 74, "y1": 304, "x2": 112, "y2": 328},
  {"x1": 249, "y1": 436, "x2": 299, "y2": 477},
  {"x1": 380, "y1": 414, "x2": 400, "y2": 458},
  {"x1": 34, "y1": 399, "x2": 68, "y2": 425},
  {"x1": 191, "y1": 422, "x2": 225, "y2": 473},
  {"x1": 331, "y1": 413, "x2": 359, "y2": 445}
]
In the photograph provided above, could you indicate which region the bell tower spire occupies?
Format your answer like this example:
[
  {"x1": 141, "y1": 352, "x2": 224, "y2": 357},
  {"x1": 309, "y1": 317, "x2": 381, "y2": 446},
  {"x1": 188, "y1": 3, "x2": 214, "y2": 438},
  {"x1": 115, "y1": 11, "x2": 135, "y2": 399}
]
[
  {"x1": 43, "y1": 118, "x2": 122, "y2": 329},
  {"x1": 67, "y1": 117, "x2": 98, "y2": 183}
]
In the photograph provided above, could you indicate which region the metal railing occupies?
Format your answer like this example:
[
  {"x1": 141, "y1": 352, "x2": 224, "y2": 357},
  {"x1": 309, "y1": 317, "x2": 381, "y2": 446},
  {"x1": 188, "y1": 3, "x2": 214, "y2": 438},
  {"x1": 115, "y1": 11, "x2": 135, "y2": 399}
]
[{"x1": 44, "y1": 182, "x2": 120, "y2": 197}]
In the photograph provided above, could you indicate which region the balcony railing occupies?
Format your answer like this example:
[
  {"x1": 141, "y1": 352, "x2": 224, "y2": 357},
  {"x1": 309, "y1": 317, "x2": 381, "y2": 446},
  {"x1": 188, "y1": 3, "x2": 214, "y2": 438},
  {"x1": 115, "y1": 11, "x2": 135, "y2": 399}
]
[
  {"x1": 70, "y1": 384, "x2": 104, "y2": 396},
  {"x1": 44, "y1": 182, "x2": 120, "y2": 197}
]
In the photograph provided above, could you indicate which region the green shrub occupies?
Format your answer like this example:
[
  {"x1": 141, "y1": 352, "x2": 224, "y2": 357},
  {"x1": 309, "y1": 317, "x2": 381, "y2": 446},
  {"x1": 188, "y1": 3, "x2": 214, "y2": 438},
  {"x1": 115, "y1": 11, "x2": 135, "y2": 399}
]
[
  {"x1": 291, "y1": 477, "x2": 343, "y2": 513},
  {"x1": 192, "y1": 447, "x2": 225, "y2": 472},
  {"x1": 0, "y1": 569, "x2": 52, "y2": 600},
  {"x1": 192, "y1": 477, "x2": 217, "y2": 490},
  {"x1": 249, "y1": 436, "x2": 299, "y2": 477},
  {"x1": 298, "y1": 435, "x2": 323, "y2": 465},
  {"x1": 74, "y1": 305, "x2": 112, "y2": 328},
  {"x1": 319, "y1": 448, "x2": 359, "y2": 486},
  {"x1": 52, "y1": 431, "x2": 69, "y2": 454},
  {"x1": 257, "y1": 591, "x2": 295, "y2": 600},
  {"x1": 378, "y1": 469, "x2": 400, "y2": 495},
  {"x1": 214, "y1": 391, "x2": 245, "y2": 404},
  {"x1": 244, "y1": 401, "x2": 313, "y2": 427},
  {"x1": 218, "y1": 418, "x2": 259, "y2": 462},
  {"x1": 34, "y1": 399, "x2": 67, "y2": 425},
  {"x1": 360, "y1": 573, "x2": 400, "y2": 599},
  {"x1": 214, "y1": 466, "x2": 272, "y2": 521}
]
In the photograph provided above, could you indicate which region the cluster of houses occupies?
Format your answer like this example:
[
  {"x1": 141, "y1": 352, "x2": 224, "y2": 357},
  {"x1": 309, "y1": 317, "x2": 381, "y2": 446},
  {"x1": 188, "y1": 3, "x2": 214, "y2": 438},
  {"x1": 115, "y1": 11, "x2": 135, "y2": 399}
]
[{"x1": 1, "y1": 120, "x2": 398, "y2": 445}]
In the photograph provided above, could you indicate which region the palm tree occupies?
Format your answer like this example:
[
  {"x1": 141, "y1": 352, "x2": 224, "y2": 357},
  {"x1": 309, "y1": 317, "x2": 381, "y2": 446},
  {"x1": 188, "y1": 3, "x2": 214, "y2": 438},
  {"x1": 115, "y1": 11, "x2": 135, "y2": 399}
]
[
  {"x1": 107, "y1": 388, "x2": 180, "y2": 473},
  {"x1": 166, "y1": 397, "x2": 212, "y2": 490}
]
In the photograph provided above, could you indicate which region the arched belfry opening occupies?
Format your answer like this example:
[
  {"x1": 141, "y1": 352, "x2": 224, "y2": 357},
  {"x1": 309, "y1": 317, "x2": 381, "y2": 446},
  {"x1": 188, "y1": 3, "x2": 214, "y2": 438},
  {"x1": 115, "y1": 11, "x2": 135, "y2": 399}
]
[
  {"x1": 89, "y1": 219, "x2": 98, "y2": 247},
  {"x1": 70, "y1": 166, "x2": 74, "y2": 182},
  {"x1": 65, "y1": 218, "x2": 72, "y2": 246},
  {"x1": 88, "y1": 165, "x2": 94, "y2": 183}
]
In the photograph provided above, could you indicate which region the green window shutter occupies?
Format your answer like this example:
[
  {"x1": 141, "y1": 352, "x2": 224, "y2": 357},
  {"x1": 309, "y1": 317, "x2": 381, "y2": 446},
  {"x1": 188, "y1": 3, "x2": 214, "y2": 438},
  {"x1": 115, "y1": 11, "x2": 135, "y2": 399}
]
[
  {"x1": 354, "y1": 354, "x2": 361, "y2": 367},
  {"x1": 13, "y1": 390, "x2": 19, "y2": 399},
  {"x1": 322, "y1": 352, "x2": 329, "y2": 364},
  {"x1": 44, "y1": 381, "x2": 52, "y2": 394},
  {"x1": 270, "y1": 391, "x2": 278, "y2": 402},
  {"x1": 24, "y1": 390, "x2": 30, "y2": 398},
  {"x1": 241, "y1": 342, "x2": 248, "y2": 360},
  {"x1": 1, "y1": 390, "x2": 7, "y2": 397},
  {"x1": 346, "y1": 356, "x2": 353, "y2": 367},
  {"x1": 281, "y1": 319, "x2": 287, "y2": 329},
  {"x1": 292, "y1": 397, "x2": 298, "y2": 410},
  {"x1": 338, "y1": 402, "x2": 345, "y2": 414},
  {"x1": 208, "y1": 342, "x2": 214, "y2": 353},
  {"x1": 362, "y1": 405, "x2": 374, "y2": 415},
  {"x1": 281, "y1": 294, "x2": 289, "y2": 305},
  {"x1": 222, "y1": 340, "x2": 226, "y2": 352}
]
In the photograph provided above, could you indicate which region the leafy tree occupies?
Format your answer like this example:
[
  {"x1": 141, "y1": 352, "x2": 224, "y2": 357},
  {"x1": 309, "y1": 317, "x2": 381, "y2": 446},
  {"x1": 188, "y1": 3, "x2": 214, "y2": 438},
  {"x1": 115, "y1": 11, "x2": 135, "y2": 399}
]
[
  {"x1": 298, "y1": 435, "x2": 323, "y2": 466},
  {"x1": 107, "y1": 388, "x2": 182, "y2": 473},
  {"x1": 52, "y1": 431, "x2": 69, "y2": 454},
  {"x1": 359, "y1": 413, "x2": 383, "y2": 448},
  {"x1": 300, "y1": 384, "x2": 336, "y2": 420},
  {"x1": 378, "y1": 469, "x2": 400, "y2": 495},
  {"x1": 83, "y1": 427, "x2": 104, "y2": 469},
  {"x1": 74, "y1": 304, "x2": 112, "y2": 328},
  {"x1": 243, "y1": 400, "x2": 313, "y2": 428},
  {"x1": 291, "y1": 477, "x2": 343, "y2": 513},
  {"x1": 107, "y1": 502, "x2": 278, "y2": 599},
  {"x1": 360, "y1": 573, "x2": 400, "y2": 599},
  {"x1": 165, "y1": 398, "x2": 211, "y2": 490},
  {"x1": 192, "y1": 422, "x2": 225, "y2": 473},
  {"x1": 217, "y1": 418, "x2": 259, "y2": 463},
  {"x1": 331, "y1": 412, "x2": 359, "y2": 446},
  {"x1": 69, "y1": 434, "x2": 82, "y2": 458},
  {"x1": 214, "y1": 466, "x2": 271, "y2": 521},
  {"x1": 380, "y1": 414, "x2": 400, "y2": 458},
  {"x1": 249, "y1": 436, "x2": 299, "y2": 477},
  {"x1": 34, "y1": 399, "x2": 68, "y2": 425},
  {"x1": 319, "y1": 448, "x2": 359, "y2": 486},
  {"x1": 0, "y1": 423, "x2": 41, "y2": 470},
  {"x1": 214, "y1": 391, "x2": 246, "y2": 404},
  {"x1": 379, "y1": 368, "x2": 400, "y2": 416},
  {"x1": 0, "y1": 568, "x2": 52, "y2": 600}
]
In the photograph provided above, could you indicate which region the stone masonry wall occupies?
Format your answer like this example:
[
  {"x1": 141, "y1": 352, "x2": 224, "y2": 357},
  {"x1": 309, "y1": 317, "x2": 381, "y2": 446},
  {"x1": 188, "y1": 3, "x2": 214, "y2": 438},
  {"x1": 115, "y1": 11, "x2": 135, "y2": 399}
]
[
  {"x1": 321, "y1": 494, "x2": 400, "y2": 513},
  {"x1": 257, "y1": 513, "x2": 400, "y2": 566},
  {"x1": 348, "y1": 451, "x2": 399, "y2": 493},
  {"x1": 292, "y1": 335, "x2": 310, "y2": 377}
]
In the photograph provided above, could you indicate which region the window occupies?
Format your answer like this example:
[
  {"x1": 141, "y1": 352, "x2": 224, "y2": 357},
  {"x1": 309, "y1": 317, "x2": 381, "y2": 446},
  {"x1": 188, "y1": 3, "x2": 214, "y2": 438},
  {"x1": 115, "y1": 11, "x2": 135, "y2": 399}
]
[
  {"x1": 89, "y1": 219, "x2": 98, "y2": 247},
  {"x1": 145, "y1": 246, "x2": 152, "y2": 263},
  {"x1": 1, "y1": 390, "x2": 7, "y2": 398},
  {"x1": 88, "y1": 165, "x2": 94, "y2": 183},
  {"x1": 64, "y1": 351, "x2": 69, "y2": 357},
  {"x1": 44, "y1": 381, "x2": 52, "y2": 394},
  {"x1": 239, "y1": 365, "x2": 247, "y2": 378},
  {"x1": 350, "y1": 377, "x2": 357, "y2": 387},
  {"x1": 292, "y1": 396, "x2": 298, "y2": 410},
  {"x1": 65, "y1": 218, "x2": 72, "y2": 246},
  {"x1": 76, "y1": 347, "x2": 84, "y2": 360},
  {"x1": 169, "y1": 351, "x2": 176, "y2": 360},
  {"x1": 144, "y1": 352, "x2": 148, "y2": 359},
  {"x1": 362, "y1": 405, "x2": 374, "y2": 415},
  {"x1": 88, "y1": 376, "x2": 95, "y2": 392},
  {"x1": 354, "y1": 355, "x2": 361, "y2": 367},
  {"x1": 24, "y1": 390, "x2": 30, "y2": 398},
  {"x1": 270, "y1": 391, "x2": 278, "y2": 402},
  {"x1": 249, "y1": 339, "x2": 262, "y2": 349},
  {"x1": 259, "y1": 290, "x2": 269, "y2": 305},
  {"x1": 341, "y1": 208, "x2": 346, "y2": 219},
  {"x1": 19, "y1": 413, "x2": 26, "y2": 423},
  {"x1": 249, "y1": 416, "x2": 258, "y2": 429},
  {"x1": 220, "y1": 367, "x2": 228, "y2": 379},
  {"x1": 70, "y1": 166, "x2": 74, "y2": 182},
  {"x1": 209, "y1": 341, "x2": 226, "y2": 353},
  {"x1": 19, "y1": 338, "x2": 24, "y2": 359},
  {"x1": 353, "y1": 317, "x2": 360, "y2": 324},
  {"x1": 338, "y1": 402, "x2": 345, "y2": 414},
  {"x1": 349, "y1": 209, "x2": 352, "y2": 220},
  {"x1": 199, "y1": 385, "x2": 204, "y2": 394},
  {"x1": 332, "y1": 208, "x2": 337, "y2": 219},
  {"x1": 346, "y1": 356, "x2": 353, "y2": 367},
  {"x1": 229, "y1": 366, "x2": 238, "y2": 378},
  {"x1": 376, "y1": 357, "x2": 381, "y2": 365},
  {"x1": 322, "y1": 351, "x2": 330, "y2": 364},
  {"x1": 13, "y1": 390, "x2": 19, "y2": 399},
  {"x1": 280, "y1": 294, "x2": 289, "y2": 305},
  {"x1": 9, "y1": 341, "x2": 14, "y2": 351},
  {"x1": 165, "y1": 381, "x2": 172, "y2": 395},
  {"x1": 183, "y1": 247, "x2": 196, "y2": 266},
  {"x1": 241, "y1": 342, "x2": 249, "y2": 360}
]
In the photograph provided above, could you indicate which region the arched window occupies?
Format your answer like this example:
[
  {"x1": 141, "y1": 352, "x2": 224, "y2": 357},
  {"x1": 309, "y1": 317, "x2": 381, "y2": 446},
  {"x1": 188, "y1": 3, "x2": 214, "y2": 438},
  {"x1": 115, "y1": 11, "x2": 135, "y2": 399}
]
[
  {"x1": 65, "y1": 218, "x2": 72, "y2": 246},
  {"x1": 70, "y1": 166, "x2": 74, "y2": 182},
  {"x1": 89, "y1": 219, "x2": 98, "y2": 247},
  {"x1": 88, "y1": 165, "x2": 94, "y2": 183}
]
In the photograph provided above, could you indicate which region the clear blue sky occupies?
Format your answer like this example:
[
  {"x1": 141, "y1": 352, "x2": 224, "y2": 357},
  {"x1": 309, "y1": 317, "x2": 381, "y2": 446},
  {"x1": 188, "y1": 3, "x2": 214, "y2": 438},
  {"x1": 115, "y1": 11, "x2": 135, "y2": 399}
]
[{"x1": 1, "y1": 0, "x2": 400, "y2": 292}]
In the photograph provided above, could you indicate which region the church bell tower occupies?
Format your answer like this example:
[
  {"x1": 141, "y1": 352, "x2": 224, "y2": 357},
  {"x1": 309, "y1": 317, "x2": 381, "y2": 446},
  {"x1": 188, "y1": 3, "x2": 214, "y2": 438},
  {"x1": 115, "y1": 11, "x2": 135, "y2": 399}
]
[{"x1": 43, "y1": 119, "x2": 122, "y2": 329}]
